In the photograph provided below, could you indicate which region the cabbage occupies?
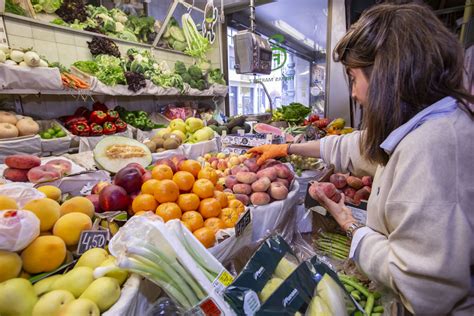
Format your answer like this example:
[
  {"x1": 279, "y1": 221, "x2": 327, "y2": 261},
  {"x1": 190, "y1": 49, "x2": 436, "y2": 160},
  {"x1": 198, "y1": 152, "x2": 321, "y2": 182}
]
[
  {"x1": 316, "y1": 274, "x2": 348, "y2": 316},
  {"x1": 32, "y1": 0, "x2": 62, "y2": 14}
]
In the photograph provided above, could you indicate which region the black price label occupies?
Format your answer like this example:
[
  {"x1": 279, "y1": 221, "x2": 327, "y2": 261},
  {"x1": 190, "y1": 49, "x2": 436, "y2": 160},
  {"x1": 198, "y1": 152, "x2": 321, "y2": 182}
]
[
  {"x1": 235, "y1": 209, "x2": 251, "y2": 237},
  {"x1": 77, "y1": 230, "x2": 108, "y2": 255}
]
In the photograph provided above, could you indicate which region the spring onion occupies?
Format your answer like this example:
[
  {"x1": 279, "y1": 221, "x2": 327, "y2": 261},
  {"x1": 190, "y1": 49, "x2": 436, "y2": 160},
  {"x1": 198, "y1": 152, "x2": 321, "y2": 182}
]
[{"x1": 182, "y1": 13, "x2": 210, "y2": 60}]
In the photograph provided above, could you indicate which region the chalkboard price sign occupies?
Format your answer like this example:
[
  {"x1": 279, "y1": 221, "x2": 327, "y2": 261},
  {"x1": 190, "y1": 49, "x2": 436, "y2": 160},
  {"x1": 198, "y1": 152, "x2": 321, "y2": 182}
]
[
  {"x1": 235, "y1": 209, "x2": 251, "y2": 237},
  {"x1": 77, "y1": 230, "x2": 108, "y2": 255}
]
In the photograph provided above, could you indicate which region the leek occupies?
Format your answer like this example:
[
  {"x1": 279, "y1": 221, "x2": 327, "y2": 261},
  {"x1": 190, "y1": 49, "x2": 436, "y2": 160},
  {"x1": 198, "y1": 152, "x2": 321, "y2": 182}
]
[
  {"x1": 182, "y1": 13, "x2": 210, "y2": 60},
  {"x1": 306, "y1": 296, "x2": 332, "y2": 316},
  {"x1": 274, "y1": 257, "x2": 298, "y2": 280},
  {"x1": 317, "y1": 274, "x2": 348, "y2": 316}
]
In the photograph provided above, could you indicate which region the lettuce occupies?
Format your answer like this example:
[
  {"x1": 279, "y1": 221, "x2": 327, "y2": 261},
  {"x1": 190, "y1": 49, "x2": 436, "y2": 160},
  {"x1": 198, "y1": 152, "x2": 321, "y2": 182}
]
[{"x1": 32, "y1": 0, "x2": 62, "y2": 13}]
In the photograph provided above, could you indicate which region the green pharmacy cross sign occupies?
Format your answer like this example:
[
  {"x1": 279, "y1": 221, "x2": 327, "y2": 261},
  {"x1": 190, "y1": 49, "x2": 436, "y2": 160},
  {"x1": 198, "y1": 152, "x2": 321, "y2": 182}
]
[{"x1": 270, "y1": 34, "x2": 288, "y2": 71}]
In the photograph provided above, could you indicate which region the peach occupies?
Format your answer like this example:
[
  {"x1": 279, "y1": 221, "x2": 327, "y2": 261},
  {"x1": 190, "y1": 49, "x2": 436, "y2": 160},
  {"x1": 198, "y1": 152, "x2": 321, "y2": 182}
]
[
  {"x1": 225, "y1": 176, "x2": 239, "y2": 190},
  {"x1": 45, "y1": 159, "x2": 72, "y2": 176},
  {"x1": 4, "y1": 155, "x2": 41, "y2": 170},
  {"x1": 231, "y1": 165, "x2": 249, "y2": 175},
  {"x1": 257, "y1": 167, "x2": 277, "y2": 181},
  {"x1": 27, "y1": 165, "x2": 61, "y2": 183},
  {"x1": 250, "y1": 192, "x2": 271, "y2": 206},
  {"x1": 217, "y1": 159, "x2": 228, "y2": 171},
  {"x1": 251, "y1": 177, "x2": 271, "y2": 192},
  {"x1": 273, "y1": 164, "x2": 292, "y2": 179},
  {"x1": 243, "y1": 158, "x2": 259, "y2": 172},
  {"x1": 259, "y1": 159, "x2": 280, "y2": 170},
  {"x1": 3, "y1": 168, "x2": 29, "y2": 182},
  {"x1": 234, "y1": 194, "x2": 250, "y2": 206},
  {"x1": 343, "y1": 187, "x2": 357, "y2": 199},
  {"x1": 362, "y1": 176, "x2": 373, "y2": 187},
  {"x1": 318, "y1": 182, "x2": 337, "y2": 197},
  {"x1": 23, "y1": 198, "x2": 61, "y2": 231},
  {"x1": 53, "y1": 212, "x2": 92, "y2": 246},
  {"x1": 21, "y1": 236, "x2": 66, "y2": 274},
  {"x1": 228, "y1": 156, "x2": 240, "y2": 167},
  {"x1": 60, "y1": 197, "x2": 95, "y2": 218},
  {"x1": 329, "y1": 173, "x2": 347, "y2": 189},
  {"x1": 331, "y1": 191, "x2": 342, "y2": 203},
  {"x1": 268, "y1": 182, "x2": 288, "y2": 200},
  {"x1": 346, "y1": 176, "x2": 364, "y2": 190},
  {"x1": 274, "y1": 178, "x2": 290, "y2": 189},
  {"x1": 235, "y1": 172, "x2": 258, "y2": 184},
  {"x1": 91, "y1": 181, "x2": 110, "y2": 195},
  {"x1": 233, "y1": 183, "x2": 252, "y2": 195}
]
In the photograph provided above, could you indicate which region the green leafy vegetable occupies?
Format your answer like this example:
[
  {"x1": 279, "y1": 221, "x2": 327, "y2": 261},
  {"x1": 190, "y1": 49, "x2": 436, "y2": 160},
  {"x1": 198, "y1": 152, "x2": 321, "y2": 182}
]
[
  {"x1": 5, "y1": 0, "x2": 26, "y2": 16},
  {"x1": 280, "y1": 102, "x2": 311, "y2": 124},
  {"x1": 94, "y1": 55, "x2": 125, "y2": 86},
  {"x1": 182, "y1": 13, "x2": 210, "y2": 60},
  {"x1": 72, "y1": 61, "x2": 99, "y2": 75},
  {"x1": 31, "y1": 0, "x2": 62, "y2": 13}
]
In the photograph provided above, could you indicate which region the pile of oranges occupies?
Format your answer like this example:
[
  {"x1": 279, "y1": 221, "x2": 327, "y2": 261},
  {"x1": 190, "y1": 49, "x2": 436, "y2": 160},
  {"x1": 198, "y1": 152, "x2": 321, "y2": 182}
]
[{"x1": 131, "y1": 159, "x2": 246, "y2": 248}]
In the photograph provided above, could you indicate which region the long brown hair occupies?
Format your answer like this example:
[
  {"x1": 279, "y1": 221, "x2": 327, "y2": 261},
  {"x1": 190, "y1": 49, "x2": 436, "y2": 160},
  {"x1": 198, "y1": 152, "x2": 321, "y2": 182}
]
[{"x1": 333, "y1": 3, "x2": 474, "y2": 165}]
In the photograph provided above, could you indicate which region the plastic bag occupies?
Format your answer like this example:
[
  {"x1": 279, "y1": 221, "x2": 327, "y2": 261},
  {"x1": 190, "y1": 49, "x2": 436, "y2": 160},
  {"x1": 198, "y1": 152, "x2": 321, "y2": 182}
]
[
  {"x1": 0, "y1": 210, "x2": 40, "y2": 252},
  {"x1": 0, "y1": 183, "x2": 45, "y2": 208}
]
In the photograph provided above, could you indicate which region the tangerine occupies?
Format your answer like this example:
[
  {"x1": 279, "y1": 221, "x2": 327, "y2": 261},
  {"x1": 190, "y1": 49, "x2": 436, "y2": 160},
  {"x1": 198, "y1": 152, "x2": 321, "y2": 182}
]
[
  {"x1": 219, "y1": 208, "x2": 240, "y2": 228},
  {"x1": 199, "y1": 198, "x2": 222, "y2": 219},
  {"x1": 156, "y1": 202, "x2": 182, "y2": 222},
  {"x1": 204, "y1": 217, "x2": 226, "y2": 234},
  {"x1": 154, "y1": 179, "x2": 180, "y2": 203},
  {"x1": 179, "y1": 160, "x2": 202, "y2": 178},
  {"x1": 214, "y1": 190, "x2": 228, "y2": 208},
  {"x1": 193, "y1": 227, "x2": 216, "y2": 248},
  {"x1": 192, "y1": 179, "x2": 215, "y2": 199},
  {"x1": 152, "y1": 164, "x2": 174, "y2": 180},
  {"x1": 173, "y1": 171, "x2": 195, "y2": 192},
  {"x1": 228, "y1": 199, "x2": 245, "y2": 214},
  {"x1": 182, "y1": 221, "x2": 193, "y2": 231},
  {"x1": 132, "y1": 194, "x2": 158, "y2": 214},
  {"x1": 198, "y1": 167, "x2": 218, "y2": 185},
  {"x1": 141, "y1": 179, "x2": 160, "y2": 195},
  {"x1": 177, "y1": 193, "x2": 201, "y2": 212},
  {"x1": 181, "y1": 211, "x2": 204, "y2": 232}
]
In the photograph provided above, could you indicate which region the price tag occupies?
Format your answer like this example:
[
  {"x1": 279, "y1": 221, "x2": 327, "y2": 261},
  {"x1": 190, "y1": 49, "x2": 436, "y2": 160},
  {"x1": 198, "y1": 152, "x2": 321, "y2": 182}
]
[
  {"x1": 77, "y1": 230, "x2": 108, "y2": 255},
  {"x1": 235, "y1": 208, "x2": 251, "y2": 237},
  {"x1": 212, "y1": 270, "x2": 234, "y2": 294}
]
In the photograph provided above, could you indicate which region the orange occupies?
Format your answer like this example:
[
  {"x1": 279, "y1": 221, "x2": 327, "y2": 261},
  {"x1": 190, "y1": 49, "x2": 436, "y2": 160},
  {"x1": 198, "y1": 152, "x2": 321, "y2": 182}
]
[
  {"x1": 141, "y1": 179, "x2": 160, "y2": 195},
  {"x1": 199, "y1": 198, "x2": 222, "y2": 219},
  {"x1": 156, "y1": 202, "x2": 182, "y2": 222},
  {"x1": 132, "y1": 194, "x2": 158, "y2": 214},
  {"x1": 215, "y1": 183, "x2": 225, "y2": 191},
  {"x1": 193, "y1": 227, "x2": 216, "y2": 248},
  {"x1": 204, "y1": 217, "x2": 226, "y2": 234},
  {"x1": 182, "y1": 221, "x2": 193, "y2": 231},
  {"x1": 220, "y1": 208, "x2": 240, "y2": 228},
  {"x1": 192, "y1": 179, "x2": 215, "y2": 199},
  {"x1": 198, "y1": 167, "x2": 218, "y2": 185},
  {"x1": 173, "y1": 171, "x2": 195, "y2": 192},
  {"x1": 181, "y1": 211, "x2": 204, "y2": 232},
  {"x1": 179, "y1": 160, "x2": 202, "y2": 178},
  {"x1": 152, "y1": 164, "x2": 174, "y2": 181},
  {"x1": 177, "y1": 193, "x2": 201, "y2": 212},
  {"x1": 154, "y1": 180, "x2": 180, "y2": 203},
  {"x1": 228, "y1": 199, "x2": 245, "y2": 214},
  {"x1": 214, "y1": 190, "x2": 228, "y2": 208}
]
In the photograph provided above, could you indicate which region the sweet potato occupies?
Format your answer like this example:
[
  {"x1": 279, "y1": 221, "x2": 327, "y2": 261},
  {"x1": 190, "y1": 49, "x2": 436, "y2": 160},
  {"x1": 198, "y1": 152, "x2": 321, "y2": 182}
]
[
  {"x1": 330, "y1": 173, "x2": 347, "y2": 189},
  {"x1": 5, "y1": 155, "x2": 41, "y2": 170},
  {"x1": 236, "y1": 172, "x2": 258, "y2": 184},
  {"x1": 250, "y1": 192, "x2": 271, "y2": 206},
  {"x1": 268, "y1": 182, "x2": 288, "y2": 200},
  {"x1": 362, "y1": 176, "x2": 373, "y2": 187},
  {"x1": 233, "y1": 183, "x2": 252, "y2": 195},
  {"x1": 354, "y1": 186, "x2": 371, "y2": 204},
  {"x1": 257, "y1": 167, "x2": 277, "y2": 181},
  {"x1": 251, "y1": 177, "x2": 271, "y2": 192},
  {"x1": 3, "y1": 168, "x2": 29, "y2": 182},
  {"x1": 346, "y1": 176, "x2": 364, "y2": 190},
  {"x1": 234, "y1": 194, "x2": 250, "y2": 206}
]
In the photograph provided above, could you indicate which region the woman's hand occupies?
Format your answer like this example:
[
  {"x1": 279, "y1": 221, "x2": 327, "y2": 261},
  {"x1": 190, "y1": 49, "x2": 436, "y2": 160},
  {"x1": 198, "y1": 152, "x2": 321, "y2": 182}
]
[
  {"x1": 309, "y1": 183, "x2": 357, "y2": 231},
  {"x1": 248, "y1": 144, "x2": 288, "y2": 165}
]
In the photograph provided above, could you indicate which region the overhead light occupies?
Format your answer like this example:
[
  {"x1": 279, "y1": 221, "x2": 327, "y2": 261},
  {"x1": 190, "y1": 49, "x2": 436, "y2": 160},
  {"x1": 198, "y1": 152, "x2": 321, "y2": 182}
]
[
  {"x1": 273, "y1": 20, "x2": 305, "y2": 41},
  {"x1": 303, "y1": 38, "x2": 315, "y2": 48},
  {"x1": 300, "y1": 70, "x2": 309, "y2": 75}
]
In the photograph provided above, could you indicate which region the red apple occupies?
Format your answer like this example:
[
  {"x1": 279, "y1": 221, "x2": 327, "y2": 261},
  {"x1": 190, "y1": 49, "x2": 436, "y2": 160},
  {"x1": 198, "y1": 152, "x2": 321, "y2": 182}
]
[
  {"x1": 92, "y1": 181, "x2": 111, "y2": 195},
  {"x1": 114, "y1": 167, "x2": 143, "y2": 194},
  {"x1": 154, "y1": 158, "x2": 177, "y2": 173},
  {"x1": 126, "y1": 163, "x2": 146, "y2": 175},
  {"x1": 99, "y1": 185, "x2": 130, "y2": 212},
  {"x1": 142, "y1": 171, "x2": 152, "y2": 182},
  {"x1": 171, "y1": 155, "x2": 186, "y2": 168},
  {"x1": 85, "y1": 194, "x2": 101, "y2": 213}
]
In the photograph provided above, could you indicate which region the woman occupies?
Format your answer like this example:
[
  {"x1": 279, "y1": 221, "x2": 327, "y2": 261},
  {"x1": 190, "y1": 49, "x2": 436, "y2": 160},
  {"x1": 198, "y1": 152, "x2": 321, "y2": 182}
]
[{"x1": 250, "y1": 3, "x2": 473, "y2": 314}]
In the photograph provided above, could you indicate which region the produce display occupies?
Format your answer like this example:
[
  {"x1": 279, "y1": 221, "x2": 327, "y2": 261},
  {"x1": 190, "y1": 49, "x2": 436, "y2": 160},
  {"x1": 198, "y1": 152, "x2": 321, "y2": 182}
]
[
  {"x1": 309, "y1": 173, "x2": 373, "y2": 205},
  {"x1": 0, "y1": 111, "x2": 40, "y2": 139},
  {"x1": 2, "y1": 154, "x2": 72, "y2": 183},
  {"x1": 39, "y1": 123, "x2": 67, "y2": 140},
  {"x1": 115, "y1": 106, "x2": 163, "y2": 131},
  {"x1": 338, "y1": 274, "x2": 385, "y2": 316},
  {"x1": 0, "y1": 48, "x2": 48, "y2": 68},
  {"x1": 207, "y1": 115, "x2": 250, "y2": 135}
]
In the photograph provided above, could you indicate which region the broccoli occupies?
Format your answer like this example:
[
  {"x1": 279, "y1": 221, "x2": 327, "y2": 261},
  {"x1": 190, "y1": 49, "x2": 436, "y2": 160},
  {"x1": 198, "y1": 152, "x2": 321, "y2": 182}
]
[
  {"x1": 180, "y1": 72, "x2": 192, "y2": 84},
  {"x1": 188, "y1": 65, "x2": 203, "y2": 81},
  {"x1": 196, "y1": 79, "x2": 206, "y2": 91},
  {"x1": 174, "y1": 61, "x2": 187, "y2": 75}
]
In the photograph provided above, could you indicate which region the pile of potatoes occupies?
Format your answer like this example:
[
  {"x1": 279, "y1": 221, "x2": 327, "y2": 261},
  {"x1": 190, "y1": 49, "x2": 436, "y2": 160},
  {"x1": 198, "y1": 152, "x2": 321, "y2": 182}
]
[{"x1": 224, "y1": 158, "x2": 294, "y2": 206}]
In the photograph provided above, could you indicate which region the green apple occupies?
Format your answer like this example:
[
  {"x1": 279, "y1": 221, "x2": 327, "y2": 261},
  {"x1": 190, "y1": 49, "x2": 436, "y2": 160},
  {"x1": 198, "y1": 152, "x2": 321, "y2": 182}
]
[
  {"x1": 33, "y1": 274, "x2": 63, "y2": 296},
  {"x1": 0, "y1": 278, "x2": 38, "y2": 316},
  {"x1": 80, "y1": 277, "x2": 121, "y2": 312},
  {"x1": 32, "y1": 290, "x2": 74, "y2": 316},
  {"x1": 58, "y1": 298, "x2": 100, "y2": 316},
  {"x1": 185, "y1": 117, "x2": 204, "y2": 133},
  {"x1": 50, "y1": 267, "x2": 94, "y2": 298},
  {"x1": 76, "y1": 248, "x2": 109, "y2": 269},
  {"x1": 169, "y1": 118, "x2": 187, "y2": 133},
  {"x1": 94, "y1": 257, "x2": 128, "y2": 285}
]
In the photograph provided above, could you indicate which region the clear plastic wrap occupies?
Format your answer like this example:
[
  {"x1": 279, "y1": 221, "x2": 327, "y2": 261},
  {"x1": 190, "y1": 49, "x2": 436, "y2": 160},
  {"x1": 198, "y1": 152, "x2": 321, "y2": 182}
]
[
  {"x1": 0, "y1": 210, "x2": 40, "y2": 252},
  {"x1": 0, "y1": 183, "x2": 46, "y2": 208}
]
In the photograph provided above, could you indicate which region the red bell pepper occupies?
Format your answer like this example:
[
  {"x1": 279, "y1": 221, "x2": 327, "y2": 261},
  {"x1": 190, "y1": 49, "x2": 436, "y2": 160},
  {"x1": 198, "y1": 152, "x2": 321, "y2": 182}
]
[
  {"x1": 103, "y1": 122, "x2": 116, "y2": 135},
  {"x1": 64, "y1": 116, "x2": 88, "y2": 128},
  {"x1": 90, "y1": 123, "x2": 103, "y2": 136},
  {"x1": 309, "y1": 114, "x2": 320, "y2": 122},
  {"x1": 93, "y1": 102, "x2": 108, "y2": 112},
  {"x1": 114, "y1": 119, "x2": 127, "y2": 132},
  {"x1": 107, "y1": 110, "x2": 119, "y2": 122},
  {"x1": 314, "y1": 118, "x2": 330, "y2": 129},
  {"x1": 74, "y1": 106, "x2": 91, "y2": 119},
  {"x1": 89, "y1": 111, "x2": 107, "y2": 125},
  {"x1": 71, "y1": 122, "x2": 90, "y2": 136},
  {"x1": 303, "y1": 119, "x2": 310, "y2": 126}
]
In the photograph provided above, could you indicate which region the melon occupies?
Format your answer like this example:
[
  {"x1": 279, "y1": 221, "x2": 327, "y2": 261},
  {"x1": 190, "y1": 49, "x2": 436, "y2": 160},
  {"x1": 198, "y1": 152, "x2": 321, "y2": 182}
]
[
  {"x1": 16, "y1": 118, "x2": 39, "y2": 136},
  {"x1": 0, "y1": 111, "x2": 18, "y2": 125},
  {"x1": 0, "y1": 123, "x2": 19, "y2": 139},
  {"x1": 93, "y1": 136, "x2": 152, "y2": 173}
]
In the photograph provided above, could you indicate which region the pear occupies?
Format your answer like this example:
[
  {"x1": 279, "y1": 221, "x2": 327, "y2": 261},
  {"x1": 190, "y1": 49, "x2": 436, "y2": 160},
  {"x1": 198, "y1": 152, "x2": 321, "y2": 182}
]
[
  {"x1": 50, "y1": 267, "x2": 94, "y2": 298},
  {"x1": 80, "y1": 277, "x2": 121, "y2": 312},
  {"x1": 0, "y1": 278, "x2": 38, "y2": 316},
  {"x1": 75, "y1": 248, "x2": 109, "y2": 269},
  {"x1": 94, "y1": 257, "x2": 129, "y2": 285},
  {"x1": 58, "y1": 298, "x2": 100, "y2": 316},
  {"x1": 32, "y1": 290, "x2": 74, "y2": 316},
  {"x1": 33, "y1": 274, "x2": 63, "y2": 296}
]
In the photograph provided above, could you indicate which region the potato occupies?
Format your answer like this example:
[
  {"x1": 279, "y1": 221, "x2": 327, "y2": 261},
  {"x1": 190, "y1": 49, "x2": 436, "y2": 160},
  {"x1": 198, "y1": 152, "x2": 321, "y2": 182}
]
[
  {"x1": 257, "y1": 167, "x2": 277, "y2": 181},
  {"x1": 225, "y1": 176, "x2": 239, "y2": 190},
  {"x1": 234, "y1": 194, "x2": 250, "y2": 206},
  {"x1": 250, "y1": 192, "x2": 271, "y2": 206},
  {"x1": 236, "y1": 172, "x2": 258, "y2": 184},
  {"x1": 329, "y1": 173, "x2": 347, "y2": 189},
  {"x1": 5, "y1": 155, "x2": 41, "y2": 170},
  {"x1": 362, "y1": 176, "x2": 373, "y2": 187},
  {"x1": 346, "y1": 176, "x2": 364, "y2": 189},
  {"x1": 243, "y1": 158, "x2": 259, "y2": 172},
  {"x1": 251, "y1": 177, "x2": 271, "y2": 192},
  {"x1": 268, "y1": 182, "x2": 288, "y2": 200},
  {"x1": 233, "y1": 183, "x2": 252, "y2": 195}
]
